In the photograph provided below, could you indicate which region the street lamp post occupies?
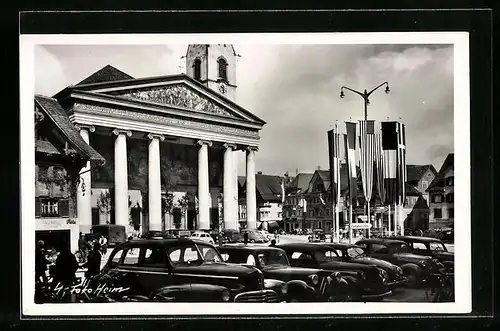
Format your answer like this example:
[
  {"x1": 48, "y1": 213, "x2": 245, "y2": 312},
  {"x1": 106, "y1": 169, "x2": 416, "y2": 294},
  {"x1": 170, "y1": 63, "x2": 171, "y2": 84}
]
[{"x1": 340, "y1": 82, "x2": 390, "y2": 239}]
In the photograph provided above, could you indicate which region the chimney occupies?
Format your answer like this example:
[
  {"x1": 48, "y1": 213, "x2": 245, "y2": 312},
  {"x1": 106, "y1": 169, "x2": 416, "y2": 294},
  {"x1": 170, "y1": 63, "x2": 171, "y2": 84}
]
[{"x1": 317, "y1": 165, "x2": 321, "y2": 170}]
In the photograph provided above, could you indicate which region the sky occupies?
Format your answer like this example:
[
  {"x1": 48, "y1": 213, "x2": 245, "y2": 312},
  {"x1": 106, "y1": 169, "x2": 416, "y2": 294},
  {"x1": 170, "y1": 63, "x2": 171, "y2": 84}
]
[{"x1": 35, "y1": 43, "x2": 454, "y2": 176}]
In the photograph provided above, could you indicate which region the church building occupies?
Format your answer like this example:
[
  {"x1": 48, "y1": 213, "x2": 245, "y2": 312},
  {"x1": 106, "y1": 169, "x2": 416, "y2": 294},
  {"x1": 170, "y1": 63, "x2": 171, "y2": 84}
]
[{"x1": 48, "y1": 44, "x2": 265, "y2": 236}]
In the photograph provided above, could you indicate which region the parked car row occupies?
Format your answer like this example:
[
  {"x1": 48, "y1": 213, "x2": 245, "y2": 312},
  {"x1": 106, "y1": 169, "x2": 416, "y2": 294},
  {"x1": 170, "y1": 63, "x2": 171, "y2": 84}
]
[{"x1": 79, "y1": 235, "x2": 453, "y2": 303}]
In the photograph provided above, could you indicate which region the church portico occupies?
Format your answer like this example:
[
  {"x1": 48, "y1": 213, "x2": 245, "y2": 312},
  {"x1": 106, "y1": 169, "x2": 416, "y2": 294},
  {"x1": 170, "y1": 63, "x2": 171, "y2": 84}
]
[{"x1": 56, "y1": 45, "x2": 266, "y2": 235}]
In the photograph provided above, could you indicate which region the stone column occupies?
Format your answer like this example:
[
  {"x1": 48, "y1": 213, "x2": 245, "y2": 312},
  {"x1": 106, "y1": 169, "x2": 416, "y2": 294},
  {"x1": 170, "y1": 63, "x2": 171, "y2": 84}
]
[
  {"x1": 147, "y1": 133, "x2": 165, "y2": 231},
  {"x1": 197, "y1": 140, "x2": 212, "y2": 230},
  {"x1": 223, "y1": 143, "x2": 237, "y2": 230},
  {"x1": 112, "y1": 129, "x2": 132, "y2": 232},
  {"x1": 246, "y1": 146, "x2": 258, "y2": 230},
  {"x1": 75, "y1": 124, "x2": 95, "y2": 234},
  {"x1": 233, "y1": 150, "x2": 239, "y2": 229}
]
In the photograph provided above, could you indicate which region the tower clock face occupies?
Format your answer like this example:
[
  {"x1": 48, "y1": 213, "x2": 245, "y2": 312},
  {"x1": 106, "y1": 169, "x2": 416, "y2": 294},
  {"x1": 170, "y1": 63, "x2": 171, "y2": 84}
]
[{"x1": 218, "y1": 82, "x2": 227, "y2": 94}]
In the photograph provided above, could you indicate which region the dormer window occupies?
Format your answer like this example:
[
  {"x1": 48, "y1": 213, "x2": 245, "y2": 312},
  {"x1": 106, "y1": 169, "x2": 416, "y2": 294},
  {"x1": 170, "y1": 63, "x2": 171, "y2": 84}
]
[
  {"x1": 193, "y1": 58, "x2": 201, "y2": 81},
  {"x1": 218, "y1": 57, "x2": 228, "y2": 81}
]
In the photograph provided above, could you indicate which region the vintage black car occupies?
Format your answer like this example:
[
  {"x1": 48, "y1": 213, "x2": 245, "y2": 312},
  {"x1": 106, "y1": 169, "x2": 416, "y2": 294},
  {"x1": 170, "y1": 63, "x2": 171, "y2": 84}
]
[
  {"x1": 355, "y1": 239, "x2": 445, "y2": 287},
  {"x1": 94, "y1": 238, "x2": 282, "y2": 302},
  {"x1": 391, "y1": 236, "x2": 454, "y2": 272},
  {"x1": 277, "y1": 243, "x2": 392, "y2": 301},
  {"x1": 308, "y1": 229, "x2": 326, "y2": 243},
  {"x1": 319, "y1": 243, "x2": 407, "y2": 289},
  {"x1": 218, "y1": 245, "x2": 352, "y2": 302}
]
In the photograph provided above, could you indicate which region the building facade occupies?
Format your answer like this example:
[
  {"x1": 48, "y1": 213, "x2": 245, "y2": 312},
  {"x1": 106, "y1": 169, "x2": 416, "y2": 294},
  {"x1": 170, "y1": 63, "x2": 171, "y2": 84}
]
[
  {"x1": 406, "y1": 164, "x2": 438, "y2": 204},
  {"x1": 281, "y1": 173, "x2": 312, "y2": 233},
  {"x1": 283, "y1": 164, "x2": 430, "y2": 236},
  {"x1": 46, "y1": 44, "x2": 265, "y2": 237},
  {"x1": 238, "y1": 173, "x2": 284, "y2": 231},
  {"x1": 35, "y1": 96, "x2": 105, "y2": 253},
  {"x1": 427, "y1": 153, "x2": 454, "y2": 230}
]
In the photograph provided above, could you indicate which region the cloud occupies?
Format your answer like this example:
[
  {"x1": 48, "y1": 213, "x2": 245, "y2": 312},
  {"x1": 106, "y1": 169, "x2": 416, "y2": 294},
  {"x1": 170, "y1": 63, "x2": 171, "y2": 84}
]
[
  {"x1": 235, "y1": 44, "x2": 454, "y2": 175},
  {"x1": 34, "y1": 43, "x2": 454, "y2": 176}
]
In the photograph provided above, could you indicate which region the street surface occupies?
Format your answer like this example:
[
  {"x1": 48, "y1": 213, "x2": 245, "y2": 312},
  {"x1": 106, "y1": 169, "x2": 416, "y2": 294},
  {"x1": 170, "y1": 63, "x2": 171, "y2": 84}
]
[{"x1": 76, "y1": 234, "x2": 453, "y2": 302}]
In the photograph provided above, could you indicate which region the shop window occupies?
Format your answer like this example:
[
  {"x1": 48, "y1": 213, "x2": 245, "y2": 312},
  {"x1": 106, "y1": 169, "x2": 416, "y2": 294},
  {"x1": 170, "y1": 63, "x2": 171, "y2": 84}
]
[
  {"x1": 434, "y1": 208, "x2": 442, "y2": 219},
  {"x1": 38, "y1": 165, "x2": 49, "y2": 181},
  {"x1": 432, "y1": 194, "x2": 443, "y2": 203},
  {"x1": 421, "y1": 180, "x2": 429, "y2": 190},
  {"x1": 446, "y1": 193, "x2": 454, "y2": 203},
  {"x1": 446, "y1": 176, "x2": 454, "y2": 186},
  {"x1": 40, "y1": 198, "x2": 58, "y2": 217},
  {"x1": 448, "y1": 208, "x2": 454, "y2": 218}
]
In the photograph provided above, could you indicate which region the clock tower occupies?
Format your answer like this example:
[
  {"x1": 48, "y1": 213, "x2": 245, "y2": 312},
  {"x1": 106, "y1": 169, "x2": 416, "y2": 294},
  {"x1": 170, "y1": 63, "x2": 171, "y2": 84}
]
[{"x1": 185, "y1": 44, "x2": 238, "y2": 102}]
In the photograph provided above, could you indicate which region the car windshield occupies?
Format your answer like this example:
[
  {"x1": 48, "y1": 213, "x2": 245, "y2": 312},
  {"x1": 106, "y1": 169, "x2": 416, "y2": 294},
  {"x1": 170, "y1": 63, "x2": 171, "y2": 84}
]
[
  {"x1": 314, "y1": 249, "x2": 341, "y2": 262},
  {"x1": 429, "y1": 241, "x2": 447, "y2": 252},
  {"x1": 168, "y1": 244, "x2": 222, "y2": 267},
  {"x1": 346, "y1": 247, "x2": 365, "y2": 258},
  {"x1": 197, "y1": 244, "x2": 223, "y2": 263},
  {"x1": 389, "y1": 243, "x2": 411, "y2": 253},
  {"x1": 257, "y1": 250, "x2": 289, "y2": 267}
]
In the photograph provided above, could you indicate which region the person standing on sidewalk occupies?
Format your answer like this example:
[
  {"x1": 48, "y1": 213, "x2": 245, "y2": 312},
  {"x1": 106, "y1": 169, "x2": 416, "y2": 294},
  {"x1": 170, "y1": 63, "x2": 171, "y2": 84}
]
[
  {"x1": 98, "y1": 235, "x2": 108, "y2": 255},
  {"x1": 35, "y1": 240, "x2": 49, "y2": 284},
  {"x1": 78, "y1": 233, "x2": 90, "y2": 263},
  {"x1": 84, "y1": 243, "x2": 102, "y2": 279}
]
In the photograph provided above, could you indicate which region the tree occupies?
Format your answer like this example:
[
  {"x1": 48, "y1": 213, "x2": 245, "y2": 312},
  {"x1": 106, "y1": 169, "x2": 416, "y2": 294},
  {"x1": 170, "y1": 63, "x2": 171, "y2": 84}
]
[
  {"x1": 161, "y1": 193, "x2": 174, "y2": 230},
  {"x1": 174, "y1": 194, "x2": 190, "y2": 229},
  {"x1": 97, "y1": 190, "x2": 112, "y2": 224}
]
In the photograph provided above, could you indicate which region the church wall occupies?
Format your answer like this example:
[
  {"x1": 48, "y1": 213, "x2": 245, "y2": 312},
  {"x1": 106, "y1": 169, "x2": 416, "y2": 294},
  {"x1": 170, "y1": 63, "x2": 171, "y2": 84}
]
[
  {"x1": 207, "y1": 45, "x2": 237, "y2": 85},
  {"x1": 186, "y1": 45, "x2": 208, "y2": 82},
  {"x1": 207, "y1": 45, "x2": 237, "y2": 101}
]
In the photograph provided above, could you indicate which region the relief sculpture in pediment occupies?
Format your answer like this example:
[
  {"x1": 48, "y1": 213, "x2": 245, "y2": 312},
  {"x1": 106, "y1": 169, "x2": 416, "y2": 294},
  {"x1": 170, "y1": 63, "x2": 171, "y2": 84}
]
[{"x1": 116, "y1": 85, "x2": 236, "y2": 118}]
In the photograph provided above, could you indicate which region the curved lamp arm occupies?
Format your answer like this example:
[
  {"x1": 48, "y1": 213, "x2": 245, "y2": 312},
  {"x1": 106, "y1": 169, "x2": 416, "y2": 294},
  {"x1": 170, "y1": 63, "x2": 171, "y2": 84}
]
[
  {"x1": 367, "y1": 81, "x2": 389, "y2": 96},
  {"x1": 340, "y1": 86, "x2": 365, "y2": 98}
]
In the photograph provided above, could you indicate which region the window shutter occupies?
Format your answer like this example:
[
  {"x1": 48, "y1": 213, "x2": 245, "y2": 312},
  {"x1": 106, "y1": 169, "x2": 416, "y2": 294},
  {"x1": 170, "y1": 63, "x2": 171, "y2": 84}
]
[
  {"x1": 59, "y1": 199, "x2": 69, "y2": 217},
  {"x1": 35, "y1": 198, "x2": 41, "y2": 217}
]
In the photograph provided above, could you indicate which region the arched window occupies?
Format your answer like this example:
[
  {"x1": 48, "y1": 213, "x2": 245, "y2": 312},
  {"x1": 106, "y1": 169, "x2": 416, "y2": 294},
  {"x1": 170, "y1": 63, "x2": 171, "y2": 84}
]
[
  {"x1": 217, "y1": 57, "x2": 228, "y2": 81},
  {"x1": 193, "y1": 58, "x2": 201, "y2": 81}
]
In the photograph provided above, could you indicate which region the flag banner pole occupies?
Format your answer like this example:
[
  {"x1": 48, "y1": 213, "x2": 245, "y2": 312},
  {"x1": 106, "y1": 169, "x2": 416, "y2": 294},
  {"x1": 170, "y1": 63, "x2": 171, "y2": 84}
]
[
  {"x1": 349, "y1": 203, "x2": 353, "y2": 244},
  {"x1": 367, "y1": 202, "x2": 371, "y2": 238},
  {"x1": 387, "y1": 204, "x2": 391, "y2": 236},
  {"x1": 381, "y1": 121, "x2": 398, "y2": 236}
]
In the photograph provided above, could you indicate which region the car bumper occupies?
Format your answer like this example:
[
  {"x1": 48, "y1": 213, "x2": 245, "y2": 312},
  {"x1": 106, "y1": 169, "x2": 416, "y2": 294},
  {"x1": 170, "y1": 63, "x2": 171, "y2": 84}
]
[
  {"x1": 361, "y1": 290, "x2": 393, "y2": 301},
  {"x1": 385, "y1": 278, "x2": 408, "y2": 289}
]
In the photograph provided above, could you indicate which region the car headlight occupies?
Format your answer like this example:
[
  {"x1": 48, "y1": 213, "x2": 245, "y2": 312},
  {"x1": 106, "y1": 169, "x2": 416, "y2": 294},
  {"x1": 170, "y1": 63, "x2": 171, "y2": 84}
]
[
  {"x1": 327, "y1": 272, "x2": 342, "y2": 284},
  {"x1": 358, "y1": 271, "x2": 367, "y2": 280},
  {"x1": 308, "y1": 274, "x2": 319, "y2": 286},
  {"x1": 417, "y1": 260, "x2": 428, "y2": 269},
  {"x1": 281, "y1": 283, "x2": 288, "y2": 295},
  {"x1": 221, "y1": 289, "x2": 231, "y2": 302},
  {"x1": 379, "y1": 269, "x2": 389, "y2": 283}
]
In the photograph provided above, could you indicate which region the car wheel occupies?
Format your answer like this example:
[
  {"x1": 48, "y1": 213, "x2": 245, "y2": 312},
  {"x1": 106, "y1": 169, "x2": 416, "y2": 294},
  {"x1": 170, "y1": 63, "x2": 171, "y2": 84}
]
[{"x1": 406, "y1": 274, "x2": 419, "y2": 288}]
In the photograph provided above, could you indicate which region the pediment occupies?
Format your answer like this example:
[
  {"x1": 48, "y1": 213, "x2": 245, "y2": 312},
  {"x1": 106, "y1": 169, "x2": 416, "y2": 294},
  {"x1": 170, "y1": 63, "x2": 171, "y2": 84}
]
[{"x1": 108, "y1": 83, "x2": 239, "y2": 119}]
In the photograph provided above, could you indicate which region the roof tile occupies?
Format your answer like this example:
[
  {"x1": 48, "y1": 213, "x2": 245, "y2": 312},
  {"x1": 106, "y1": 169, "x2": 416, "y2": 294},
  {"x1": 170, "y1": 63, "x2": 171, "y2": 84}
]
[{"x1": 35, "y1": 95, "x2": 106, "y2": 164}]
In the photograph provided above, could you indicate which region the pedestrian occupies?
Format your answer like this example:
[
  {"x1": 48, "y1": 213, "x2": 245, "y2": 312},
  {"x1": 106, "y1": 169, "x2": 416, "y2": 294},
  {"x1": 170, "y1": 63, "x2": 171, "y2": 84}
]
[
  {"x1": 78, "y1": 233, "x2": 90, "y2": 263},
  {"x1": 53, "y1": 246, "x2": 79, "y2": 288},
  {"x1": 35, "y1": 240, "x2": 49, "y2": 284},
  {"x1": 243, "y1": 231, "x2": 249, "y2": 245},
  {"x1": 218, "y1": 232, "x2": 224, "y2": 246},
  {"x1": 84, "y1": 242, "x2": 102, "y2": 279},
  {"x1": 98, "y1": 235, "x2": 108, "y2": 254},
  {"x1": 269, "y1": 239, "x2": 276, "y2": 247}
]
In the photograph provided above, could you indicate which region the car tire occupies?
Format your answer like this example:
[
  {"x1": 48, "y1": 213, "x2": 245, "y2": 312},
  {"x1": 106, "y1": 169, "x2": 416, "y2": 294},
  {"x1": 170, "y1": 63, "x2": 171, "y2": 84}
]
[{"x1": 406, "y1": 273, "x2": 419, "y2": 288}]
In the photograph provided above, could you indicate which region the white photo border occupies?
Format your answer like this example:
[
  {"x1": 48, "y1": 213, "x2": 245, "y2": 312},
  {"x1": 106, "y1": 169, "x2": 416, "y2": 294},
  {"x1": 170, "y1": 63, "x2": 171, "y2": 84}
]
[{"x1": 20, "y1": 32, "x2": 471, "y2": 316}]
